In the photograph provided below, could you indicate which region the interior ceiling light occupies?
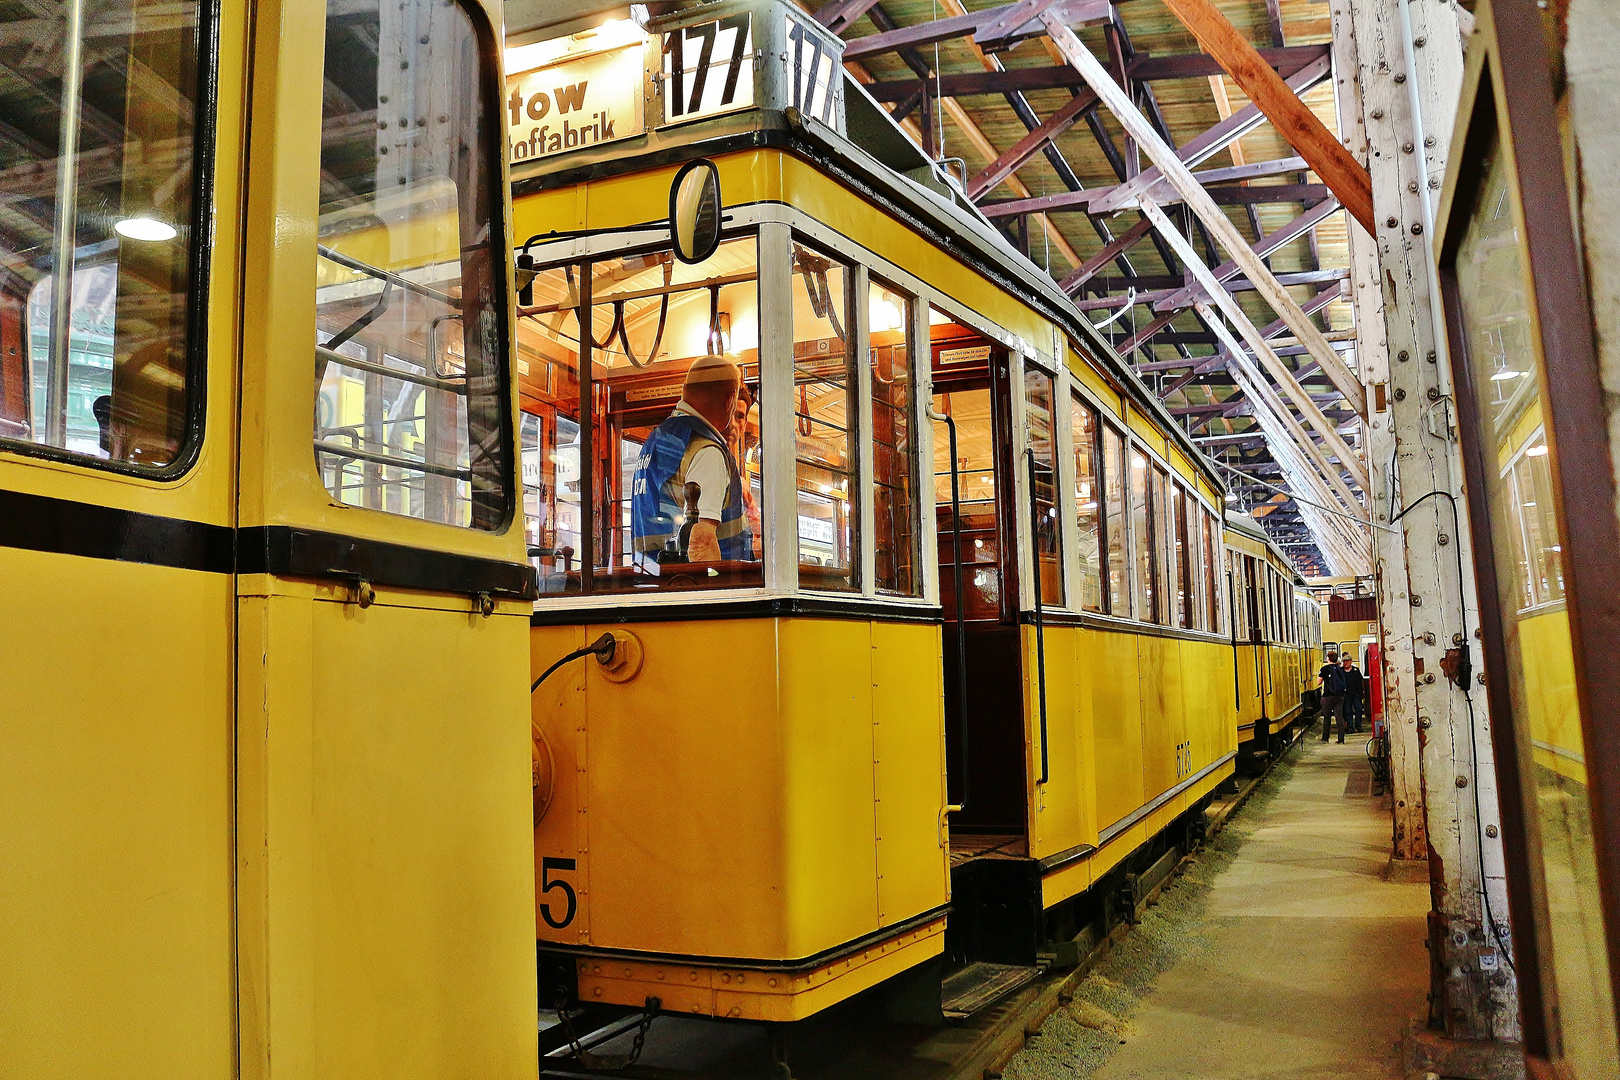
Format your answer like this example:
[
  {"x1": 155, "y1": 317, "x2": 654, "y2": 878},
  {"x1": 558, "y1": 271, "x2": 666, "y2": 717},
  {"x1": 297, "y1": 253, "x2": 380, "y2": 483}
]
[
  {"x1": 1525, "y1": 444, "x2": 1549, "y2": 457},
  {"x1": 115, "y1": 216, "x2": 177, "y2": 242},
  {"x1": 1490, "y1": 368, "x2": 1524, "y2": 381}
]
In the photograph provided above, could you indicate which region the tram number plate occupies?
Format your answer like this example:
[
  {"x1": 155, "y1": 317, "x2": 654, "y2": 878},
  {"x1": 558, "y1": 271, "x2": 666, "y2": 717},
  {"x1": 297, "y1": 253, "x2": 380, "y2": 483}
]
[
  {"x1": 539, "y1": 856, "x2": 578, "y2": 929},
  {"x1": 784, "y1": 16, "x2": 839, "y2": 127},
  {"x1": 661, "y1": 13, "x2": 754, "y2": 124}
]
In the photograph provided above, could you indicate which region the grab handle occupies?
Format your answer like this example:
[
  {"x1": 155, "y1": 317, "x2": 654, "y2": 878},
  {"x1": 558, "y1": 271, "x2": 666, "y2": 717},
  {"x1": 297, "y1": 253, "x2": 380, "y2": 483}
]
[{"x1": 928, "y1": 401, "x2": 969, "y2": 813}]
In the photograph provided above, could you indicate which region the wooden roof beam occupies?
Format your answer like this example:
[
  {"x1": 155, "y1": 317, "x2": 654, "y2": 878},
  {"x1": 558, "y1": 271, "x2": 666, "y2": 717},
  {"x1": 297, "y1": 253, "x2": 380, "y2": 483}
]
[{"x1": 1156, "y1": 0, "x2": 1374, "y2": 234}]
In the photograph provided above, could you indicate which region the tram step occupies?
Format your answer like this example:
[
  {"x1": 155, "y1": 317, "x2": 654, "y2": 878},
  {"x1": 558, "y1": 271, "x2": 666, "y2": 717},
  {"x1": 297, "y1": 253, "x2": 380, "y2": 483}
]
[{"x1": 942, "y1": 961, "x2": 1042, "y2": 1020}]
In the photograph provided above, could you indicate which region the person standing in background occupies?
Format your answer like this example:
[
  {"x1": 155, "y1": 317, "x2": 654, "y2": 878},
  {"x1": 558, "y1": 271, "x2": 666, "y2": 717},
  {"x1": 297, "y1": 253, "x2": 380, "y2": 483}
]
[
  {"x1": 1319, "y1": 651, "x2": 1347, "y2": 743},
  {"x1": 1342, "y1": 654, "x2": 1366, "y2": 736}
]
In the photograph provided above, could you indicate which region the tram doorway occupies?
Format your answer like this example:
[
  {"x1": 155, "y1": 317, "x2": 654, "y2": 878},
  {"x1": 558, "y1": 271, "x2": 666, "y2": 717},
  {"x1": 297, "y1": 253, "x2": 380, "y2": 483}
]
[{"x1": 929, "y1": 311, "x2": 1031, "y2": 868}]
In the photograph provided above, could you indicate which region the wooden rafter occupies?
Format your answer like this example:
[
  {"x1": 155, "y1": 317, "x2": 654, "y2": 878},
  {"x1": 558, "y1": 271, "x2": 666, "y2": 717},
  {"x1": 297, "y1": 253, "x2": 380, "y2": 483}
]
[{"x1": 1156, "y1": 0, "x2": 1375, "y2": 234}]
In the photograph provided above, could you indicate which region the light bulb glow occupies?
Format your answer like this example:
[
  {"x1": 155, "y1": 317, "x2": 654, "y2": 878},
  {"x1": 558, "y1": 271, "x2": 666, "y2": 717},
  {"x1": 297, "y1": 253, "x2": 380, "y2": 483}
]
[
  {"x1": 1490, "y1": 369, "x2": 1524, "y2": 382},
  {"x1": 115, "y1": 216, "x2": 177, "y2": 242},
  {"x1": 1525, "y1": 444, "x2": 1548, "y2": 457}
]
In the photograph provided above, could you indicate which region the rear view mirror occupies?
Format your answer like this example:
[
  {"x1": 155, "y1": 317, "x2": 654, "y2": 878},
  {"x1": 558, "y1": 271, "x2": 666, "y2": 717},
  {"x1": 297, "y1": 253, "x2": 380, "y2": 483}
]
[{"x1": 670, "y1": 159, "x2": 722, "y2": 265}]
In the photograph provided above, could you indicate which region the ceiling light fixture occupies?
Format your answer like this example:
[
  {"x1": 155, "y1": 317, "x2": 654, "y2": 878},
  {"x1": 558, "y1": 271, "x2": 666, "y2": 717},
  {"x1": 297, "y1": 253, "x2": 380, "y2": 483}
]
[{"x1": 114, "y1": 216, "x2": 177, "y2": 242}]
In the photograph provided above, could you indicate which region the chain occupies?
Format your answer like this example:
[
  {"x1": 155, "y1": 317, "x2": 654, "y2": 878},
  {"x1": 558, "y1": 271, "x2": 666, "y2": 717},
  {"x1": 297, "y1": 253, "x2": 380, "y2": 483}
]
[{"x1": 552, "y1": 991, "x2": 661, "y2": 1073}]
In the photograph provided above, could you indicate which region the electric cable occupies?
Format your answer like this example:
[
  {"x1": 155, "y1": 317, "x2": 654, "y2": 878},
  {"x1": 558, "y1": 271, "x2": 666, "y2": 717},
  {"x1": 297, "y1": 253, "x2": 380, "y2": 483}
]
[
  {"x1": 532, "y1": 633, "x2": 618, "y2": 692},
  {"x1": 1389, "y1": 487, "x2": 1515, "y2": 973}
]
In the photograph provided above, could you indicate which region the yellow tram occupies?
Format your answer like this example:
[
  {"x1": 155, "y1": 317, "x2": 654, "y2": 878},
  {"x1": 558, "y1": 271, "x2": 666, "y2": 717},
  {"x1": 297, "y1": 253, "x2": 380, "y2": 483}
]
[
  {"x1": 513, "y1": 0, "x2": 1236, "y2": 1024},
  {"x1": 1224, "y1": 512, "x2": 1320, "y2": 756},
  {"x1": 1, "y1": 0, "x2": 543, "y2": 1076}
]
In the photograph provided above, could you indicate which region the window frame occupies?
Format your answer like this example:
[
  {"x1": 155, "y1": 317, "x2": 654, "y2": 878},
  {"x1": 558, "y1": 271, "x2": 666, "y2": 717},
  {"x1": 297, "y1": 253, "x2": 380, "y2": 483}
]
[{"x1": 0, "y1": 0, "x2": 222, "y2": 480}]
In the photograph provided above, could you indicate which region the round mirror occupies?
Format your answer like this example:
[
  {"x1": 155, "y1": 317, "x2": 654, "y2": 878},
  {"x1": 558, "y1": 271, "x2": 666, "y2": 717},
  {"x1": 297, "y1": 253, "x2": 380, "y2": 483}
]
[{"x1": 670, "y1": 158, "x2": 722, "y2": 265}]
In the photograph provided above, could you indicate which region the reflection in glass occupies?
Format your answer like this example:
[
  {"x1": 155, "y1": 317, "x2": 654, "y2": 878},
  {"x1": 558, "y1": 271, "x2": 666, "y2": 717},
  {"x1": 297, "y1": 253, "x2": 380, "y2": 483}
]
[
  {"x1": 1151, "y1": 465, "x2": 1171, "y2": 626},
  {"x1": 1024, "y1": 368, "x2": 1063, "y2": 606},
  {"x1": 313, "y1": 0, "x2": 508, "y2": 530},
  {"x1": 3, "y1": 0, "x2": 207, "y2": 468},
  {"x1": 1454, "y1": 139, "x2": 1617, "y2": 1074},
  {"x1": 1202, "y1": 509, "x2": 1220, "y2": 633},
  {"x1": 870, "y1": 280, "x2": 919, "y2": 597},
  {"x1": 791, "y1": 241, "x2": 857, "y2": 592},
  {"x1": 1071, "y1": 398, "x2": 1103, "y2": 613}
]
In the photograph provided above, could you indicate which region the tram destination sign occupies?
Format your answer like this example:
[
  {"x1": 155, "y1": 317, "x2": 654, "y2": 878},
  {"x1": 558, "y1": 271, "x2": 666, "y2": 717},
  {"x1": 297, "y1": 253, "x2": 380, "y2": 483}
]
[
  {"x1": 660, "y1": 12, "x2": 755, "y2": 125},
  {"x1": 507, "y1": 42, "x2": 645, "y2": 165}
]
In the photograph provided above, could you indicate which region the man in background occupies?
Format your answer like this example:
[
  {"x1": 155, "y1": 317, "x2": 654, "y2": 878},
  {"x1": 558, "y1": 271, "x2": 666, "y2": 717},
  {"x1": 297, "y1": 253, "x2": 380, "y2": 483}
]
[
  {"x1": 630, "y1": 355, "x2": 753, "y2": 566},
  {"x1": 1342, "y1": 653, "x2": 1367, "y2": 735},
  {"x1": 1319, "y1": 651, "x2": 1347, "y2": 743}
]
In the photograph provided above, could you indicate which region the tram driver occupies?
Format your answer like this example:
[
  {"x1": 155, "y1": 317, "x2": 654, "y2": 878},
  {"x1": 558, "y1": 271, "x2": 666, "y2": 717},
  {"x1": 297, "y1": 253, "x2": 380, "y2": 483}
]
[{"x1": 630, "y1": 354, "x2": 754, "y2": 568}]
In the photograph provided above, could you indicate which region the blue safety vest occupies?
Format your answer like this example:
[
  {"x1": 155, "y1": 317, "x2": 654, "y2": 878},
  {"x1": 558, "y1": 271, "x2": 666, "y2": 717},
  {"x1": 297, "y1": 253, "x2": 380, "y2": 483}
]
[{"x1": 630, "y1": 411, "x2": 752, "y2": 563}]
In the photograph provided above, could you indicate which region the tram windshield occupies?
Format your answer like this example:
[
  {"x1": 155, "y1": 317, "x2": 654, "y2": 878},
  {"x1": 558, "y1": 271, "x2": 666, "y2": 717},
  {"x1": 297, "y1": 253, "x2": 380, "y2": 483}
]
[{"x1": 519, "y1": 237, "x2": 764, "y2": 594}]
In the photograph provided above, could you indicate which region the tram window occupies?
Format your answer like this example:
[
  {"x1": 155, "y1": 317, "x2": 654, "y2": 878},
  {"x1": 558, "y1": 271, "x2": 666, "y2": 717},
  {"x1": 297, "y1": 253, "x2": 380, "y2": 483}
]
[
  {"x1": 1, "y1": 0, "x2": 209, "y2": 471},
  {"x1": 1150, "y1": 464, "x2": 1173, "y2": 626},
  {"x1": 313, "y1": 0, "x2": 509, "y2": 530},
  {"x1": 933, "y1": 387, "x2": 1000, "y2": 619},
  {"x1": 1202, "y1": 510, "x2": 1220, "y2": 633},
  {"x1": 1174, "y1": 487, "x2": 1193, "y2": 629},
  {"x1": 1024, "y1": 367, "x2": 1063, "y2": 606},
  {"x1": 1102, "y1": 425, "x2": 1128, "y2": 615},
  {"x1": 869, "y1": 279, "x2": 919, "y2": 597},
  {"x1": 1070, "y1": 397, "x2": 1103, "y2": 613},
  {"x1": 519, "y1": 238, "x2": 765, "y2": 594},
  {"x1": 791, "y1": 241, "x2": 857, "y2": 592},
  {"x1": 1130, "y1": 448, "x2": 1152, "y2": 621}
]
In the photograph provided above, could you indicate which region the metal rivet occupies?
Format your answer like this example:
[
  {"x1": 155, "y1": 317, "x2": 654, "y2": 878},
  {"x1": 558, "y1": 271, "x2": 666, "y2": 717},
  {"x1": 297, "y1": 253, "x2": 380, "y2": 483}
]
[
  {"x1": 1456, "y1": 775, "x2": 1469, "y2": 788},
  {"x1": 1408, "y1": 181, "x2": 1420, "y2": 193},
  {"x1": 1486, "y1": 825, "x2": 1499, "y2": 838},
  {"x1": 1411, "y1": 593, "x2": 1423, "y2": 606},
  {"x1": 1427, "y1": 386, "x2": 1441, "y2": 400},
  {"x1": 1438, "y1": 533, "x2": 1450, "y2": 545},
  {"x1": 1386, "y1": 216, "x2": 1400, "y2": 228},
  {"x1": 1403, "y1": 142, "x2": 1415, "y2": 153},
  {"x1": 1394, "y1": 387, "x2": 1407, "y2": 401},
  {"x1": 1372, "y1": 109, "x2": 1385, "y2": 119},
  {"x1": 1414, "y1": 36, "x2": 1427, "y2": 47},
  {"x1": 1427, "y1": 350, "x2": 1437, "y2": 363},
  {"x1": 1398, "y1": 349, "x2": 1411, "y2": 362},
  {"x1": 1424, "y1": 135, "x2": 1436, "y2": 148},
  {"x1": 1394, "y1": 72, "x2": 1407, "y2": 83}
]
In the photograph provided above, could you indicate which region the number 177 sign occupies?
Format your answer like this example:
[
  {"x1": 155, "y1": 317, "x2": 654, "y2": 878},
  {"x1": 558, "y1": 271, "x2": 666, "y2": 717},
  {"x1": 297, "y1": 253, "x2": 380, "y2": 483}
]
[{"x1": 661, "y1": 12, "x2": 754, "y2": 124}]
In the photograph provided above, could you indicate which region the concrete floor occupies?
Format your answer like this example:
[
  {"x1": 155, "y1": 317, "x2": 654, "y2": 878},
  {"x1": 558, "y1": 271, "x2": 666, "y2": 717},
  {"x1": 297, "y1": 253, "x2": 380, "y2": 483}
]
[{"x1": 1087, "y1": 737, "x2": 1432, "y2": 1080}]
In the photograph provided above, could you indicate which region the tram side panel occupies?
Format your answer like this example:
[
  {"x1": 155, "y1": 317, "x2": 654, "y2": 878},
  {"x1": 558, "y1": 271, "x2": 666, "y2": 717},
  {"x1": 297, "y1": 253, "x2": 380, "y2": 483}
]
[
  {"x1": 0, "y1": 550, "x2": 235, "y2": 1080},
  {"x1": 530, "y1": 616, "x2": 949, "y2": 1021}
]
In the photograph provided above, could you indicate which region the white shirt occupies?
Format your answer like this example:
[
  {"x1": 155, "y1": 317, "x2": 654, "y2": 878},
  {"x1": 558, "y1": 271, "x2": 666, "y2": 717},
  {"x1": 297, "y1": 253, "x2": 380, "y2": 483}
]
[{"x1": 673, "y1": 401, "x2": 732, "y2": 521}]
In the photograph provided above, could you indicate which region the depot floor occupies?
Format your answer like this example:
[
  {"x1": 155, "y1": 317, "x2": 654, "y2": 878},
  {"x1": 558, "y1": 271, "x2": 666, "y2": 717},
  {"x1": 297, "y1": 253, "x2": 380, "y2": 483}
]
[
  {"x1": 1010, "y1": 734, "x2": 1431, "y2": 1080},
  {"x1": 557, "y1": 733, "x2": 1431, "y2": 1080}
]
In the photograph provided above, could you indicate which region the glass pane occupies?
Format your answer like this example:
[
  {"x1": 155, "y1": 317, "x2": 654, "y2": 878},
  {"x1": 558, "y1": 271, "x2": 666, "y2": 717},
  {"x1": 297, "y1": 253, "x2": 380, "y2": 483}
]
[
  {"x1": 792, "y1": 241, "x2": 857, "y2": 592},
  {"x1": 524, "y1": 239, "x2": 765, "y2": 595},
  {"x1": 1453, "y1": 141, "x2": 1617, "y2": 1073},
  {"x1": 516, "y1": 266, "x2": 583, "y2": 593},
  {"x1": 314, "y1": 0, "x2": 508, "y2": 530},
  {"x1": 1175, "y1": 487, "x2": 1193, "y2": 629},
  {"x1": 3, "y1": 0, "x2": 206, "y2": 468},
  {"x1": 870, "y1": 280, "x2": 919, "y2": 597},
  {"x1": 1131, "y1": 447, "x2": 1152, "y2": 622},
  {"x1": 1104, "y1": 425, "x2": 1128, "y2": 615},
  {"x1": 1071, "y1": 397, "x2": 1102, "y2": 613},
  {"x1": 1202, "y1": 510, "x2": 1219, "y2": 633},
  {"x1": 1151, "y1": 465, "x2": 1171, "y2": 626},
  {"x1": 933, "y1": 388, "x2": 999, "y2": 621},
  {"x1": 1024, "y1": 368, "x2": 1062, "y2": 606},
  {"x1": 597, "y1": 238, "x2": 762, "y2": 592}
]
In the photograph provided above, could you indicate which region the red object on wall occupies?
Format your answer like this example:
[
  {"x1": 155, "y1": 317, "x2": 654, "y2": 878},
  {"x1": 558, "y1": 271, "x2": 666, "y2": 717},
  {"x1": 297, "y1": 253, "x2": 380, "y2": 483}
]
[
  {"x1": 1367, "y1": 642, "x2": 1384, "y2": 736},
  {"x1": 1328, "y1": 595, "x2": 1378, "y2": 623}
]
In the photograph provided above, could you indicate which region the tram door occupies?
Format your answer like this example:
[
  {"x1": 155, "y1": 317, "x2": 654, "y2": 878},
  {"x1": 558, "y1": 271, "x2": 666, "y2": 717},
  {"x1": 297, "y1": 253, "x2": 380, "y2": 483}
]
[{"x1": 930, "y1": 316, "x2": 1028, "y2": 845}]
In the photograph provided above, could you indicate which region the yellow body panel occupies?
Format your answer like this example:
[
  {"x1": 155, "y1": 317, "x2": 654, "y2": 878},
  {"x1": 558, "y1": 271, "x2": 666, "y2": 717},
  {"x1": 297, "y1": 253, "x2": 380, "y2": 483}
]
[
  {"x1": 1068, "y1": 350, "x2": 1124, "y2": 417},
  {"x1": 531, "y1": 617, "x2": 949, "y2": 1017},
  {"x1": 1126, "y1": 407, "x2": 1168, "y2": 455},
  {"x1": 0, "y1": 552, "x2": 235, "y2": 1080}
]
